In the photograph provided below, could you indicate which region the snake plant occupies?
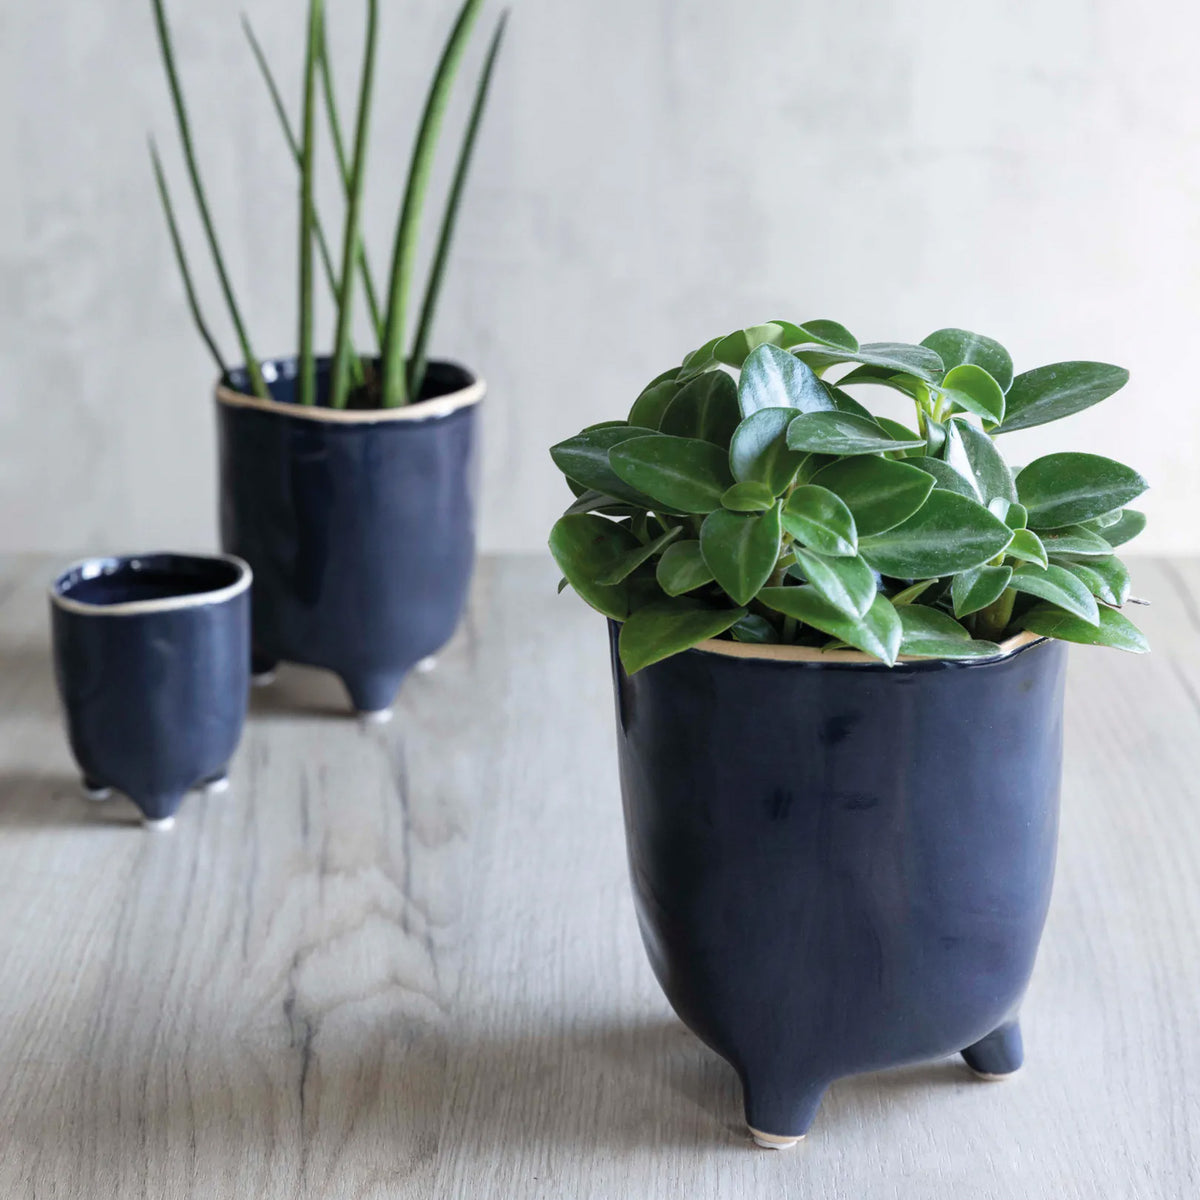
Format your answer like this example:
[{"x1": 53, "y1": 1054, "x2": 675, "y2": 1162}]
[{"x1": 149, "y1": 0, "x2": 507, "y2": 409}]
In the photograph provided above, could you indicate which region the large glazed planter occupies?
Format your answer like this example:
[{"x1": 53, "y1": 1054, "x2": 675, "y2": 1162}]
[
  {"x1": 217, "y1": 356, "x2": 483, "y2": 717},
  {"x1": 607, "y1": 623, "x2": 1068, "y2": 1146}
]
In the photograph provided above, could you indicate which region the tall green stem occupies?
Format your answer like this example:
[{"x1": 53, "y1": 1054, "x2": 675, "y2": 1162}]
[
  {"x1": 150, "y1": 0, "x2": 266, "y2": 397},
  {"x1": 329, "y1": 0, "x2": 379, "y2": 410},
  {"x1": 380, "y1": 0, "x2": 485, "y2": 407},
  {"x1": 297, "y1": 0, "x2": 324, "y2": 407}
]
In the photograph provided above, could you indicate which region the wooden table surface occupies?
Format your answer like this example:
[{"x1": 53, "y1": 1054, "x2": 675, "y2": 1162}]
[{"x1": 1, "y1": 554, "x2": 1197, "y2": 1199}]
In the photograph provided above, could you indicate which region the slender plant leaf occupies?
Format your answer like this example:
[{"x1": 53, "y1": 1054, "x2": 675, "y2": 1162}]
[
  {"x1": 795, "y1": 341, "x2": 944, "y2": 381},
  {"x1": 722, "y1": 482, "x2": 777, "y2": 512},
  {"x1": 738, "y1": 345, "x2": 833, "y2": 417},
  {"x1": 952, "y1": 565, "x2": 1013, "y2": 618},
  {"x1": 786, "y1": 412, "x2": 924, "y2": 456},
  {"x1": 939, "y1": 363, "x2": 1005, "y2": 424},
  {"x1": 408, "y1": 10, "x2": 508, "y2": 398},
  {"x1": 1009, "y1": 564, "x2": 1099, "y2": 624},
  {"x1": 890, "y1": 579, "x2": 939, "y2": 606},
  {"x1": 661, "y1": 370, "x2": 741, "y2": 445},
  {"x1": 549, "y1": 515, "x2": 642, "y2": 619},
  {"x1": 808, "y1": 456, "x2": 935, "y2": 536},
  {"x1": 381, "y1": 0, "x2": 485, "y2": 406},
  {"x1": 788, "y1": 548, "x2": 876, "y2": 618},
  {"x1": 609, "y1": 435, "x2": 735, "y2": 514},
  {"x1": 1039, "y1": 525, "x2": 1113, "y2": 557},
  {"x1": 151, "y1": 0, "x2": 266, "y2": 396},
  {"x1": 1019, "y1": 603, "x2": 1148, "y2": 652},
  {"x1": 656, "y1": 540, "x2": 715, "y2": 595},
  {"x1": 997, "y1": 362, "x2": 1130, "y2": 433},
  {"x1": 921, "y1": 328, "x2": 1013, "y2": 392},
  {"x1": 596, "y1": 525, "x2": 681, "y2": 585},
  {"x1": 729, "y1": 408, "x2": 806, "y2": 494},
  {"x1": 782, "y1": 486, "x2": 858, "y2": 556},
  {"x1": 700, "y1": 505, "x2": 782, "y2": 605},
  {"x1": 897, "y1": 605, "x2": 1002, "y2": 659},
  {"x1": 758, "y1": 588, "x2": 902, "y2": 665},
  {"x1": 296, "y1": 0, "x2": 324, "y2": 407},
  {"x1": 1054, "y1": 555, "x2": 1132, "y2": 606},
  {"x1": 619, "y1": 602, "x2": 746, "y2": 674},
  {"x1": 1006, "y1": 528, "x2": 1048, "y2": 568},
  {"x1": 1017, "y1": 452, "x2": 1148, "y2": 528},
  {"x1": 943, "y1": 418, "x2": 1017, "y2": 503}
]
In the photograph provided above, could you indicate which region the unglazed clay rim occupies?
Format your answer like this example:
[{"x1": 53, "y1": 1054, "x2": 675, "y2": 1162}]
[
  {"x1": 690, "y1": 627, "x2": 1045, "y2": 666},
  {"x1": 50, "y1": 552, "x2": 252, "y2": 617},
  {"x1": 214, "y1": 374, "x2": 485, "y2": 424}
]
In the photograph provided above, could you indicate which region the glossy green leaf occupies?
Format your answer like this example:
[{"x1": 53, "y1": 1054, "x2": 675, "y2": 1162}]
[
  {"x1": 788, "y1": 547, "x2": 877, "y2": 618},
  {"x1": 781, "y1": 485, "x2": 858, "y2": 556},
  {"x1": 1054, "y1": 556, "x2": 1132, "y2": 607},
  {"x1": 677, "y1": 336, "x2": 721, "y2": 379},
  {"x1": 997, "y1": 362, "x2": 1130, "y2": 433},
  {"x1": 777, "y1": 318, "x2": 859, "y2": 352},
  {"x1": 786, "y1": 412, "x2": 925, "y2": 456},
  {"x1": 921, "y1": 328, "x2": 1014, "y2": 392},
  {"x1": 939, "y1": 363, "x2": 1005, "y2": 424},
  {"x1": 1005, "y1": 528, "x2": 1048, "y2": 568},
  {"x1": 738, "y1": 345, "x2": 833, "y2": 417},
  {"x1": 794, "y1": 341, "x2": 944, "y2": 381},
  {"x1": 897, "y1": 605, "x2": 1002, "y2": 659},
  {"x1": 550, "y1": 425, "x2": 659, "y2": 506},
  {"x1": 655, "y1": 540, "x2": 714, "y2": 596},
  {"x1": 1019, "y1": 603, "x2": 1148, "y2": 653},
  {"x1": 713, "y1": 324, "x2": 787, "y2": 367},
  {"x1": 758, "y1": 588, "x2": 902, "y2": 665},
  {"x1": 619, "y1": 602, "x2": 746, "y2": 674},
  {"x1": 875, "y1": 416, "x2": 923, "y2": 443},
  {"x1": 609, "y1": 435, "x2": 735, "y2": 514},
  {"x1": 1009, "y1": 564, "x2": 1099, "y2": 624},
  {"x1": 728, "y1": 408, "x2": 806, "y2": 494},
  {"x1": 904, "y1": 456, "x2": 977, "y2": 499},
  {"x1": 549, "y1": 515, "x2": 642, "y2": 619},
  {"x1": 808, "y1": 456, "x2": 935, "y2": 536},
  {"x1": 1016, "y1": 452, "x2": 1148, "y2": 528},
  {"x1": 628, "y1": 371, "x2": 680, "y2": 429},
  {"x1": 952, "y1": 565, "x2": 1013, "y2": 617},
  {"x1": 699, "y1": 505, "x2": 782, "y2": 605},
  {"x1": 660, "y1": 371, "x2": 740, "y2": 445},
  {"x1": 943, "y1": 419, "x2": 1017, "y2": 503},
  {"x1": 596, "y1": 525, "x2": 682, "y2": 585},
  {"x1": 859, "y1": 491, "x2": 1013, "y2": 578},
  {"x1": 1097, "y1": 509, "x2": 1146, "y2": 549},
  {"x1": 722, "y1": 481, "x2": 777, "y2": 512},
  {"x1": 990, "y1": 498, "x2": 1028, "y2": 529},
  {"x1": 730, "y1": 613, "x2": 780, "y2": 643},
  {"x1": 836, "y1": 365, "x2": 929, "y2": 400},
  {"x1": 562, "y1": 489, "x2": 635, "y2": 517},
  {"x1": 890, "y1": 579, "x2": 939, "y2": 606},
  {"x1": 1038, "y1": 525, "x2": 1114, "y2": 558}
]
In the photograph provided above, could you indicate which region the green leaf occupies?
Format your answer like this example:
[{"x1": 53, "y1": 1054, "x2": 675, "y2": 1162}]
[
  {"x1": 595, "y1": 525, "x2": 682, "y2": 585},
  {"x1": 1097, "y1": 509, "x2": 1146, "y2": 549},
  {"x1": 786, "y1": 412, "x2": 925, "y2": 456},
  {"x1": 713, "y1": 324, "x2": 787, "y2": 367},
  {"x1": 1016, "y1": 452, "x2": 1148, "y2": 528},
  {"x1": 609, "y1": 435, "x2": 735, "y2": 514},
  {"x1": 656, "y1": 540, "x2": 714, "y2": 596},
  {"x1": 921, "y1": 328, "x2": 1014, "y2": 392},
  {"x1": 758, "y1": 588, "x2": 902, "y2": 665},
  {"x1": 943, "y1": 419, "x2": 1017, "y2": 503},
  {"x1": 699, "y1": 505, "x2": 782, "y2": 605},
  {"x1": 788, "y1": 548, "x2": 877, "y2": 619},
  {"x1": 939, "y1": 364, "x2": 1005, "y2": 425},
  {"x1": 562, "y1": 489, "x2": 635, "y2": 517},
  {"x1": 859, "y1": 490, "x2": 1013, "y2": 578},
  {"x1": 738, "y1": 345, "x2": 833, "y2": 417},
  {"x1": 1009, "y1": 564, "x2": 1099, "y2": 624},
  {"x1": 549, "y1": 515, "x2": 642, "y2": 619},
  {"x1": 619, "y1": 601, "x2": 746, "y2": 674},
  {"x1": 904, "y1": 456, "x2": 977, "y2": 499},
  {"x1": 1019, "y1": 603, "x2": 1148, "y2": 653},
  {"x1": 677, "y1": 336, "x2": 721, "y2": 379},
  {"x1": 1038, "y1": 525, "x2": 1113, "y2": 558},
  {"x1": 1054, "y1": 556, "x2": 1132, "y2": 607},
  {"x1": 809, "y1": 456, "x2": 935, "y2": 536},
  {"x1": 890, "y1": 579, "x2": 939, "y2": 606},
  {"x1": 660, "y1": 371, "x2": 741, "y2": 446},
  {"x1": 781, "y1": 485, "x2": 858, "y2": 556},
  {"x1": 952, "y1": 565, "x2": 1013, "y2": 617},
  {"x1": 836, "y1": 365, "x2": 930, "y2": 400},
  {"x1": 874, "y1": 416, "x2": 923, "y2": 443},
  {"x1": 550, "y1": 425, "x2": 659, "y2": 506},
  {"x1": 897, "y1": 605, "x2": 1002, "y2": 659},
  {"x1": 628, "y1": 371, "x2": 680, "y2": 429},
  {"x1": 794, "y1": 341, "x2": 944, "y2": 381},
  {"x1": 990, "y1": 498, "x2": 1028, "y2": 529},
  {"x1": 1005, "y1": 528, "x2": 1048, "y2": 568},
  {"x1": 997, "y1": 362, "x2": 1130, "y2": 433},
  {"x1": 728, "y1": 408, "x2": 807, "y2": 494},
  {"x1": 730, "y1": 613, "x2": 780, "y2": 643},
  {"x1": 722, "y1": 481, "x2": 777, "y2": 512},
  {"x1": 824, "y1": 385, "x2": 875, "y2": 418},
  {"x1": 776, "y1": 318, "x2": 859, "y2": 352}
]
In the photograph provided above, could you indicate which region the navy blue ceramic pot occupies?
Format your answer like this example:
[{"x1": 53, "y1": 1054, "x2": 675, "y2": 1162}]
[
  {"x1": 216, "y1": 357, "x2": 483, "y2": 719},
  {"x1": 607, "y1": 625, "x2": 1068, "y2": 1146},
  {"x1": 51, "y1": 553, "x2": 251, "y2": 829}
]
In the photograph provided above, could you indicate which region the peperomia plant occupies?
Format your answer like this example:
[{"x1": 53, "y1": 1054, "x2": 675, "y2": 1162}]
[
  {"x1": 149, "y1": 0, "x2": 506, "y2": 409},
  {"x1": 549, "y1": 322, "x2": 1149, "y2": 673}
]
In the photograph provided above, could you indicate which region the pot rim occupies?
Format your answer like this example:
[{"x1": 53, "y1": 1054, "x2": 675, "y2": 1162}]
[
  {"x1": 688, "y1": 627, "x2": 1046, "y2": 666},
  {"x1": 50, "y1": 552, "x2": 252, "y2": 617},
  {"x1": 214, "y1": 359, "x2": 485, "y2": 425}
]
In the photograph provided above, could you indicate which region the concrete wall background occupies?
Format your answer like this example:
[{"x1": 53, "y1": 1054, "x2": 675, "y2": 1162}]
[{"x1": 1, "y1": 0, "x2": 1196, "y2": 554}]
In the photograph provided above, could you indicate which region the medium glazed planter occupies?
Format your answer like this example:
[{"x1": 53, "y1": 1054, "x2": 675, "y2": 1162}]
[
  {"x1": 216, "y1": 356, "x2": 483, "y2": 718},
  {"x1": 51, "y1": 553, "x2": 251, "y2": 829},
  {"x1": 607, "y1": 623, "x2": 1068, "y2": 1146}
]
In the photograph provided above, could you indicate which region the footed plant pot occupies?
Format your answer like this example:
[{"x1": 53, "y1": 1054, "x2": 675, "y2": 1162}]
[
  {"x1": 217, "y1": 357, "x2": 483, "y2": 718},
  {"x1": 607, "y1": 624, "x2": 1068, "y2": 1146},
  {"x1": 51, "y1": 553, "x2": 251, "y2": 828}
]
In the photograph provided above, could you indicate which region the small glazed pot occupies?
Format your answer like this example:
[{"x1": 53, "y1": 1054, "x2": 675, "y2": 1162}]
[
  {"x1": 51, "y1": 553, "x2": 251, "y2": 828},
  {"x1": 216, "y1": 357, "x2": 483, "y2": 719},
  {"x1": 607, "y1": 624, "x2": 1068, "y2": 1146}
]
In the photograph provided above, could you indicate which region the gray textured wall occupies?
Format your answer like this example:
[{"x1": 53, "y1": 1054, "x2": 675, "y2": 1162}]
[{"x1": 1, "y1": 0, "x2": 1196, "y2": 554}]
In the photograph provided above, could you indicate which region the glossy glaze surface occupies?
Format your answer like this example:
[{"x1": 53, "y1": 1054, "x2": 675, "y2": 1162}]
[
  {"x1": 217, "y1": 357, "x2": 481, "y2": 713},
  {"x1": 608, "y1": 625, "x2": 1068, "y2": 1138},
  {"x1": 51, "y1": 554, "x2": 250, "y2": 822}
]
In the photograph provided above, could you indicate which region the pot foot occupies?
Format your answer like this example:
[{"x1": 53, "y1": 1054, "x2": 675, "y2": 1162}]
[
  {"x1": 342, "y1": 671, "x2": 404, "y2": 717},
  {"x1": 143, "y1": 816, "x2": 176, "y2": 831},
  {"x1": 749, "y1": 1128, "x2": 805, "y2": 1150},
  {"x1": 963, "y1": 1019, "x2": 1023, "y2": 1080},
  {"x1": 82, "y1": 778, "x2": 112, "y2": 802},
  {"x1": 358, "y1": 707, "x2": 394, "y2": 726},
  {"x1": 415, "y1": 655, "x2": 437, "y2": 674},
  {"x1": 201, "y1": 773, "x2": 230, "y2": 796},
  {"x1": 251, "y1": 669, "x2": 277, "y2": 688},
  {"x1": 250, "y1": 651, "x2": 278, "y2": 687},
  {"x1": 741, "y1": 1075, "x2": 824, "y2": 1146}
]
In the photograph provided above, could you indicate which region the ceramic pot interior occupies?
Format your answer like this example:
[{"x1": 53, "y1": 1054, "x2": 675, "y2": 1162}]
[
  {"x1": 53, "y1": 554, "x2": 245, "y2": 608},
  {"x1": 223, "y1": 356, "x2": 475, "y2": 410}
]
